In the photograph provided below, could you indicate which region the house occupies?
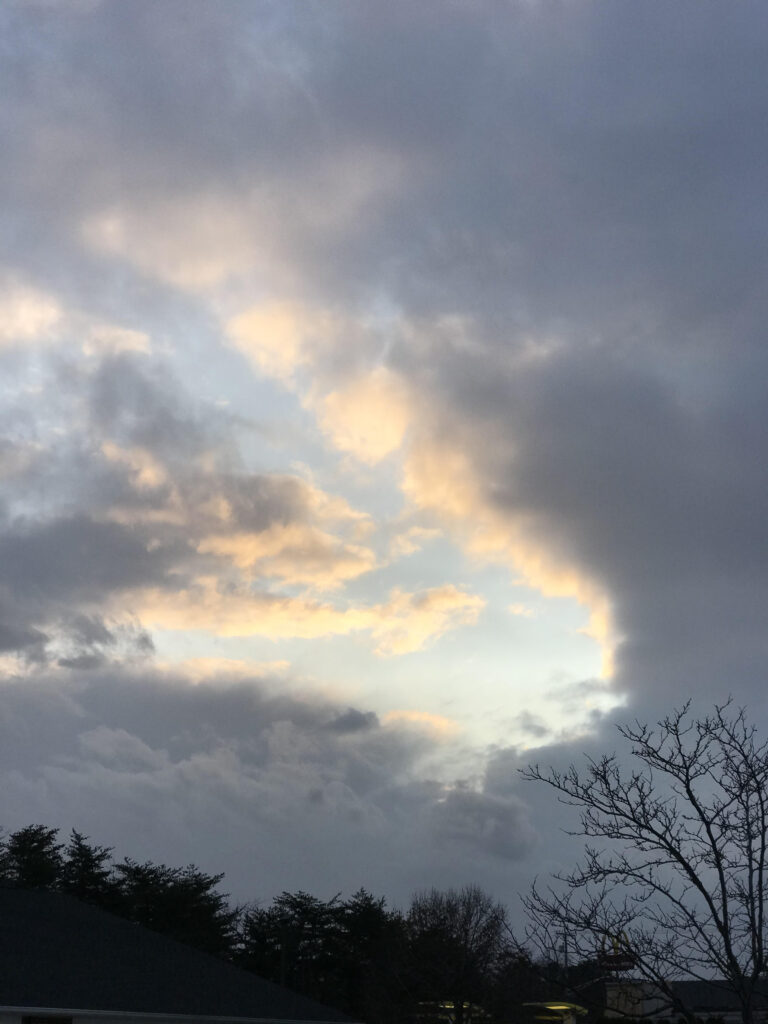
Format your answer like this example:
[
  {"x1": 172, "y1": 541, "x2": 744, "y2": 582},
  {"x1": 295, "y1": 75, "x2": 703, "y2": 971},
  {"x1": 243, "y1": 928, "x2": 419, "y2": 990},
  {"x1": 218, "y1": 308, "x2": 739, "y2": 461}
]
[
  {"x1": 604, "y1": 979, "x2": 768, "y2": 1023},
  {"x1": 0, "y1": 885, "x2": 354, "y2": 1024}
]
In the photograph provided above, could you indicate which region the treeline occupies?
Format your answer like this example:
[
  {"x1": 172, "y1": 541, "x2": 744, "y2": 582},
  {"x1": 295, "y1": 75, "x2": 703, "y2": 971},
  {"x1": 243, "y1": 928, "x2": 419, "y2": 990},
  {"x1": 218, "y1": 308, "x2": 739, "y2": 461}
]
[
  {"x1": 0, "y1": 824, "x2": 578, "y2": 1024},
  {"x1": 1, "y1": 825, "x2": 236, "y2": 955}
]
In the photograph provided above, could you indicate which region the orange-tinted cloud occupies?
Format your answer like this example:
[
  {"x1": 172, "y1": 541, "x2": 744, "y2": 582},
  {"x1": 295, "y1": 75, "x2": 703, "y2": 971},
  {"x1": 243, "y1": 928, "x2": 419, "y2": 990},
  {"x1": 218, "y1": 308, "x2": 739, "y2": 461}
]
[
  {"x1": 226, "y1": 302, "x2": 333, "y2": 383},
  {"x1": 389, "y1": 525, "x2": 442, "y2": 559},
  {"x1": 101, "y1": 442, "x2": 168, "y2": 491},
  {"x1": 197, "y1": 523, "x2": 377, "y2": 590},
  {"x1": 0, "y1": 275, "x2": 61, "y2": 344},
  {"x1": 129, "y1": 580, "x2": 484, "y2": 656},
  {"x1": 368, "y1": 585, "x2": 485, "y2": 656},
  {"x1": 315, "y1": 366, "x2": 411, "y2": 463},
  {"x1": 83, "y1": 199, "x2": 258, "y2": 291},
  {"x1": 402, "y1": 433, "x2": 618, "y2": 677},
  {"x1": 382, "y1": 709, "x2": 461, "y2": 738}
]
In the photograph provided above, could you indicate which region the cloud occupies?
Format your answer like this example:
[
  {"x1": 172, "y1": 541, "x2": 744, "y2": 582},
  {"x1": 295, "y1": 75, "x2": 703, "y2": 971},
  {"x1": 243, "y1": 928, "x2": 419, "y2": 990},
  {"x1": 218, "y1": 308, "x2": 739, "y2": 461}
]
[
  {"x1": 388, "y1": 525, "x2": 441, "y2": 559},
  {"x1": 432, "y1": 785, "x2": 537, "y2": 861},
  {"x1": 0, "y1": 275, "x2": 62, "y2": 344},
  {"x1": 196, "y1": 523, "x2": 377, "y2": 590},
  {"x1": 382, "y1": 710, "x2": 460, "y2": 739},
  {"x1": 401, "y1": 428, "x2": 619, "y2": 677},
  {"x1": 5, "y1": 0, "x2": 768, "y2": 910},
  {"x1": 0, "y1": 664, "x2": 537, "y2": 902},
  {"x1": 0, "y1": 274, "x2": 148, "y2": 356},
  {"x1": 509, "y1": 711, "x2": 549, "y2": 741},
  {"x1": 225, "y1": 303, "x2": 408, "y2": 468},
  {"x1": 132, "y1": 580, "x2": 483, "y2": 656},
  {"x1": 82, "y1": 200, "x2": 258, "y2": 292},
  {"x1": 325, "y1": 708, "x2": 379, "y2": 734},
  {"x1": 226, "y1": 303, "x2": 336, "y2": 384},
  {"x1": 0, "y1": 351, "x2": 480, "y2": 660},
  {"x1": 368, "y1": 586, "x2": 485, "y2": 656},
  {"x1": 80, "y1": 321, "x2": 150, "y2": 356},
  {"x1": 81, "y1": 137, "x2": 405, "y2": 296},
  {"x1": 100, "y1": 441, "x2": 168, "y2": 491},
  {"x1": 315, "y1": 367, "x2": 411, "y2": 463},
  {"x1": 509, "y1": 604, "x2": 534, "y2": 618},
  {"x1": 0, "y1": 515, "x2": 183, "y2": 602}
]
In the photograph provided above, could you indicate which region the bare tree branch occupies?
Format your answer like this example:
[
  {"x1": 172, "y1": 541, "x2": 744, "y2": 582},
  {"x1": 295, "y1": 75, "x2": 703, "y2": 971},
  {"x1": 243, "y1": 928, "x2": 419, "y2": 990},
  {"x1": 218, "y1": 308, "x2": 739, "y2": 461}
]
[{"x1": 521, "y1": 703, "x2": 768, "y2": 1024}]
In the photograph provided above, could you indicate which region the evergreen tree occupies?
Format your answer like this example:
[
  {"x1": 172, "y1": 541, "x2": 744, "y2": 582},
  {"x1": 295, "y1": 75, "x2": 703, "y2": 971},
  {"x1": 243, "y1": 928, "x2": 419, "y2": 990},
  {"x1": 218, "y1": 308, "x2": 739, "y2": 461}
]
[
  {"x1": 237, "y1": 891, "x2": 341, "y2": 1000},
  {"x1": 0, "y1": 825, "x2": 63, "y2": 888},
  {"x1": 114, "y1": 858, "x2": 238, "y2": 957},
  {"x1": 337, "y1": 889, "x2": 410, "y2": 1024},
  {"x1": 237, "y1": 887, "x2": 410, "y2": 1023},
  {"x1": 60, "y1": 830, "x2": 118, "y2": 908},
  {"x1": 0, "y1": 817, "x2": 528, "y2": 1024}
]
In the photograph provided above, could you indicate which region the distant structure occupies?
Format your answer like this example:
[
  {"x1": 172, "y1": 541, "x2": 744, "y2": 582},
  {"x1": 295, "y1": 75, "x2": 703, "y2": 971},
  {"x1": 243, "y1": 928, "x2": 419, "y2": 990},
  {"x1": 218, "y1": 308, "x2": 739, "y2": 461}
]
[{"x1": 604, "y1": 979, "x2": 768, "y2": 1023}]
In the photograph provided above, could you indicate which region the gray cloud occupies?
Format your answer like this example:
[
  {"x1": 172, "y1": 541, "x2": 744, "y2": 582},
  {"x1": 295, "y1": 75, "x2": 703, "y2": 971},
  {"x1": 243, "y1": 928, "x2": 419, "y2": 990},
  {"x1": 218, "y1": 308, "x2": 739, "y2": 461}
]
[
  {"x1": 432, "y1": 786, "x2": 537, "y2": 862},
  {"x1": 0, "y1": 616, "x2": 47, "y2": 655},
  {"x1": 2, "y1": 0, "x2": 768, "y2": 907},
  {"x1": 0, "y1": 665, "x2": 537, "y2": 904},
  {"x1": 0, "y1": 515, "x2": 185, "y2": 598},
  {"x1": 0, "y1": 351, "x2": 379, "y2": 660},
  {"x1": 88, "y1": 354, "x2": 216, "y2": 463},
  {"x1": 325, "y1": 708, "x2": 379, "y2": 734}
]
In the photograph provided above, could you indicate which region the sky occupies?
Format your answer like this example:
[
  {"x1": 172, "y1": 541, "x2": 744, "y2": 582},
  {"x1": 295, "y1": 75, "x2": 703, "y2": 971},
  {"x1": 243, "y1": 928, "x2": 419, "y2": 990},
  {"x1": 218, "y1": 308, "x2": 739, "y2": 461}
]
[{"x1": 2, "y1": 0, "x2": 768, "y2": 913}]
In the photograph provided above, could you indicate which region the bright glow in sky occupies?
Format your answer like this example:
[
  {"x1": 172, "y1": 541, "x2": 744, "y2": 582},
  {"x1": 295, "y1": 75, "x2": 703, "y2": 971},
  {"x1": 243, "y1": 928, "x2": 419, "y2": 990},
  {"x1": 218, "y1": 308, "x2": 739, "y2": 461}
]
[{"x1": 3, "y1": 0, "x2": 768, "y2": 907}]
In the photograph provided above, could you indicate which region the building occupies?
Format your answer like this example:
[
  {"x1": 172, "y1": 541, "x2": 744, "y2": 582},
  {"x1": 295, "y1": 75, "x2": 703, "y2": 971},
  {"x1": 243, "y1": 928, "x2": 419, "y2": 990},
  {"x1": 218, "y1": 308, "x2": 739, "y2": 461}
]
[
  {"x1": 605, "y1": 979, "x2": 768, "y2": 1023},
  {"x1": 0, "y1": 885, "x2": 354, "y2": 1024}
]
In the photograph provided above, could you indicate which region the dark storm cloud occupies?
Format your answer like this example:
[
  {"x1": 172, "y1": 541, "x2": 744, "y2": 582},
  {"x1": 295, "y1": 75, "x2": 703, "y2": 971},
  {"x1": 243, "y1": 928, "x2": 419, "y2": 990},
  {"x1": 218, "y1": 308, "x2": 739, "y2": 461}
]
[
  {"x1": 0, "y1": 617, "x2": 46, "y2": 655},
  {"x1": 0, "y1": 515, "x2": 184, "y2": 598},
  {"x1": 406, "y1": 308, "x2": 768, "y2": 712},
  {"x1": 0, "y1": 666, "x2": 537, "y2": 902},
  {"x1": 4, "y1": 0, "x2": 768, "y2": 904},
  {"x1": 89, "y1": 354, "x2": 215, "y2": 462},
  {"x1": 5, "y1": 0, "x2": 768, "y2": 328},
  {"x1": 325, "y1": 708, "x2": 379, "y2": 734},
  {"x1": 432, "y1": 786, "x2": 536, "y2": 862},
  {"x1": 510, "y1": 712, "x2": 549, "y2": 741},
  {"x1": 311, "y1": 1, "x2": 768, "y2": 717}
]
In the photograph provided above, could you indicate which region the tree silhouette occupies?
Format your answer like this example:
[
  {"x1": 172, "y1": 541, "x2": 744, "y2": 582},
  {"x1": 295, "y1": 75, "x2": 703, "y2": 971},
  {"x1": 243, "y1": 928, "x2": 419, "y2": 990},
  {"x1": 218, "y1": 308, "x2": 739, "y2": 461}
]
[
  {"x1": 60, "y1": 829, "x2": 118, "y2": 907},
  {"x1": 336, "y1": 889, "x2": 409, "y2": 1024},
  {"x1": 114, "y1": 858, "x2": 237, "y2": 957},
  {"x1": 407, "y1": 885, "x2": 510, "y2": 1024},
  {"x1": 237, "y1": 891, "x2": 341, "y2": 1000},
  {"x1": 0, "y1": 824, "x2": 63, "y2": 888},
  {"x1": 523, "y1": 702, "x2": 768, "y2": 1024}
]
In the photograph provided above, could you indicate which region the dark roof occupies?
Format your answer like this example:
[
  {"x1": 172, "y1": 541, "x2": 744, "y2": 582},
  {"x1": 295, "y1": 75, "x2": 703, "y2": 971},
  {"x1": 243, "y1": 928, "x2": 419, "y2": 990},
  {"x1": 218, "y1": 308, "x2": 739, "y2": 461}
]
[
  {"x1": 670, "y1": 980, "x2": 768, "y2": 1013},
  {"x1": 0, "y1": 885, "x2": 351, "y2": 1022}
]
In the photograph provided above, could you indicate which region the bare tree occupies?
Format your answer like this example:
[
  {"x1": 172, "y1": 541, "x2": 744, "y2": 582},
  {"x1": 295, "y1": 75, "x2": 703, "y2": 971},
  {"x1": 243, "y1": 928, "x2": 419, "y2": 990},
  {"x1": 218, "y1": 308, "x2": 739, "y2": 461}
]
[
  {"x1": 521, "y1": 703, "x2": 768, "y2": 1024},
  {"x1": 408, "y1": 885, "x2": 510, "y2": 1024}
]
